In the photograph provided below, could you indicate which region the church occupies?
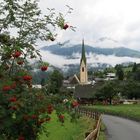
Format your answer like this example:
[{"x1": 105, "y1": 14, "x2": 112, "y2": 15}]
[
  {"x1": 69, "y1": 39, "x2": 89, "y2": 85},
  {"x1": 79, "y1": 40, "x2": 88, "y2": 84},
  {"x1": 73, "y1": 40, "x2": 104, "y2": 104}
]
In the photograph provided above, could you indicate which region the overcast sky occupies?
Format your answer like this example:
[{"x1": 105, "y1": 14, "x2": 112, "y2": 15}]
[{"x1": 38, "y1": 0, "x2": 140, "y2": 51}]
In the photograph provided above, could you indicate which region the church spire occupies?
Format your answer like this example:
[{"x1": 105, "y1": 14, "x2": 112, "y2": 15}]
[
  {"x1": 80, "y1": 39, "x2": 86, "y2": 65},
  {"x1": 80, "y1": 39, "x2": 88, "y2": 84}
]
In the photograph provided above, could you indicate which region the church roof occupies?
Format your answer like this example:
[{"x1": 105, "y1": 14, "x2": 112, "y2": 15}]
[
  {"x1": 80, "y1": 40, "x2": 86, "y2": 65},
  {"x1": 68, "y1": 75, "x2": 80, "y2": 84},
  {"x1": 74, "y1": 81, "x2": 104, "y2": 99},
  {"x1": 74, "y1": 84, "x2": 95, "y2": 98}
]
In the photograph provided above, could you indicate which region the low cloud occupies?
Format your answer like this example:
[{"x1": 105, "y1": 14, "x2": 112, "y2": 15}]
[{"x1": 40, "y1": 50, "x2": 140, "y2": 68}]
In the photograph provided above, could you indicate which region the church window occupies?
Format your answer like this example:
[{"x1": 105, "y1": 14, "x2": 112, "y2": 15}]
[{"x1": 82, "y1": 67, "x2": 84, "y2": 72}]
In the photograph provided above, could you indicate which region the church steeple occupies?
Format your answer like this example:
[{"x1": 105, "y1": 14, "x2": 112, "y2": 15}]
[
  {"x1": 80, "y1": 39, "x2": 86, "y2": 65},
  {"x1": 80, "y1": 39, "x2": 88, "y2": 84}
]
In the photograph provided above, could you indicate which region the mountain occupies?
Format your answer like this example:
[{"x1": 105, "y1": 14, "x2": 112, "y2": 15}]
[
  {"x1": 39, "y1": 39, "x2": 140, "y2": 76},
  {"x1": 41, "y1": 44, "x2": 140, "y2": 58}
]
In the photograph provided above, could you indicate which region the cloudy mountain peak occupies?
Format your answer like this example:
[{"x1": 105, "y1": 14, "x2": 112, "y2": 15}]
[
  {"x1": 39, "y1": 42, "x2": 140, "y2": 71},
  {"x1": 95, "y1": 37, "x2": 123, "y2": 48}
]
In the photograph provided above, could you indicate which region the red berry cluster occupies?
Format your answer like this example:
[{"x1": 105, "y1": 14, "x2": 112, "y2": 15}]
[
  {"x1": 17, "y1": 61, "x2": 24, "y2": 65},
  {"x1": 23, "y1": 75, "x2": 32, "y2": 81},
  {"x1": 63, "y1": 24, "x2": 69, "y2": 30},
  {"x1": 9, "y1": 97, "x2": 17, "y2": 102},
  {"x1": 71, "y1": 101, "x2": 79, "y2": 108},
  {"x1": 41, "y1": 66, "x2": 48, "y2": 71},
  {"x1": 58, "y1": 114, "x2": 64, "y2": 123},
  {"x1": 2, "y1": 82, "x2": 17, "y2": 92},
  {"x1": 12, "y1": 51, "x2": 22, "y2": 58},
  {"x1": 2, "y1": 85, "x2": 11, "y2": 91},
  {"x1": 47, "y1": 105, "x2": 53, "y2": 114},
  {"x1": 23, "y1": 114, "x2": 38, "y2": 121}
]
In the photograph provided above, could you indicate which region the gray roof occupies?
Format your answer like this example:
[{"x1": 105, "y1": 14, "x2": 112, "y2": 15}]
[
  {"x1": 74, "y1": 82, "x2": 104, "y2": 99},
  {"x1": 69, "y1": 75, "x2": 79, "y2": 84}
]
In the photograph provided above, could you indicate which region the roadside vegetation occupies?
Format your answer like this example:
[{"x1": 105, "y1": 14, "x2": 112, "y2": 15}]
[
  {"x1": 99, "y1": 123, "x2": 106, "y2": 140},
  {"x1": 38, "y1": 112, "x2": 95, "y2": 140},
  {"x1": 84, "y1": 104, "x2": 140, "y2": 122}
]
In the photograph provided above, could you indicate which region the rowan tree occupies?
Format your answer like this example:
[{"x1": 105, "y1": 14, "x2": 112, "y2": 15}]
[{"x1": 0, "y1": 0, "x2": 76, "y2": 139}]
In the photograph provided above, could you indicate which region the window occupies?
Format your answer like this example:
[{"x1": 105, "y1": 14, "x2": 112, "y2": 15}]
[{"x1": 82, "y1": 67, "x2": 84, "y2": 72}]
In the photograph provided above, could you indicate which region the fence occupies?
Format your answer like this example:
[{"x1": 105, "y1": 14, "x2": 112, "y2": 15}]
[{"x1": 76, "y1": 108, "x2": 102, "y2": 140}]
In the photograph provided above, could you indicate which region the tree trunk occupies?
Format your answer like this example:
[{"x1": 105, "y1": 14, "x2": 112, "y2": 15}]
[{"x1": 109, "y1": 97, "x2": 112, "y2": 105}]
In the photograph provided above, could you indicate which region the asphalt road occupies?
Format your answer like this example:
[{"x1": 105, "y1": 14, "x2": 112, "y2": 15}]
[{"x1": 102, "y1": 115, "x2": 140, "y2": 140}]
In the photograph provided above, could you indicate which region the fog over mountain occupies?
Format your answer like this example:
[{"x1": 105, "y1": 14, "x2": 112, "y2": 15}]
[{"x1": 39, "y1": 38, "x2": 140, "y2": 71}]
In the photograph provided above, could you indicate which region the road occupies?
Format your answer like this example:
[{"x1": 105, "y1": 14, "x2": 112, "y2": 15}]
[{"x1": 102, "y1": 115, "x2": 140, "y2": 140}]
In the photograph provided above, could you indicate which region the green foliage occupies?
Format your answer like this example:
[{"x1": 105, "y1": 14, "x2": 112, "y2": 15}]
[
  {"x1": 38, "y1": 112, "x2": 95, "y2": 140},
  {"x1": 85, "y1": 104, "x2": 140, "y2": 121},
  {"x1": 95, "y1": 81, "x2": 119, "y2": 104},
  {"x1": 94, "y1": 71, "x2": 105, "y2": 78},
  {"x1": 94, "y1": 64, "x2": 140, "y2": 101},
  {"x1": 132, "y1": 63, "x2": 137, "y2": 72},
  {"x1": 120, "y1": 80, "x2": 140, "y2": 99},
  {"x1": 47, "y1": 70, "x2": 63, "y2": 94},
  {"x1": 104, "y1": 67, "x2": 115, "y2": 74},
  {"x1": 115, "y1": 64, "x2": 124, "y2": 80},
  {"x1": 99, "y1": 123, "x2": 106, "y2": 140},
  {"x1": 95, "y1": 79, "x2": 140, "y2": 101},
  {"x1": 41, "y1": 78, "x2": 46, "y2": 87},
  {"x1": 0, "y1": 82, "x2": 50, "y2": 139},
  {"x1": 133, "y1": 69, "x2": 140, "y2": 81}
]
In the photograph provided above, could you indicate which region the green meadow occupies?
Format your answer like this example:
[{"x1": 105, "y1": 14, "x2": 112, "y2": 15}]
[
  {"x1": 84, "y1": 104, "x2": 140, "y2": 121},
  {"x1": 38, "y1": 112, "x2": 95, "y2": 140}
]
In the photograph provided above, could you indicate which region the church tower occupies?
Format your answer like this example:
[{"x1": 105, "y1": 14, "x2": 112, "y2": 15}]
[{"x1": 80, "y1": 40, "x2": 88, "y2": 84}]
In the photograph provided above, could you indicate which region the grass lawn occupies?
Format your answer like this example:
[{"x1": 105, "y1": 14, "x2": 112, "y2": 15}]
[
  {"x1": 38, "y1": 112, "x2": 95, "y2": 140},
  {"x1": 99, "y1": 123, "x2": 106, "y2": 140},
  {"x1": 83, "y1": 104, "x2": 140, "y2": 121}
]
